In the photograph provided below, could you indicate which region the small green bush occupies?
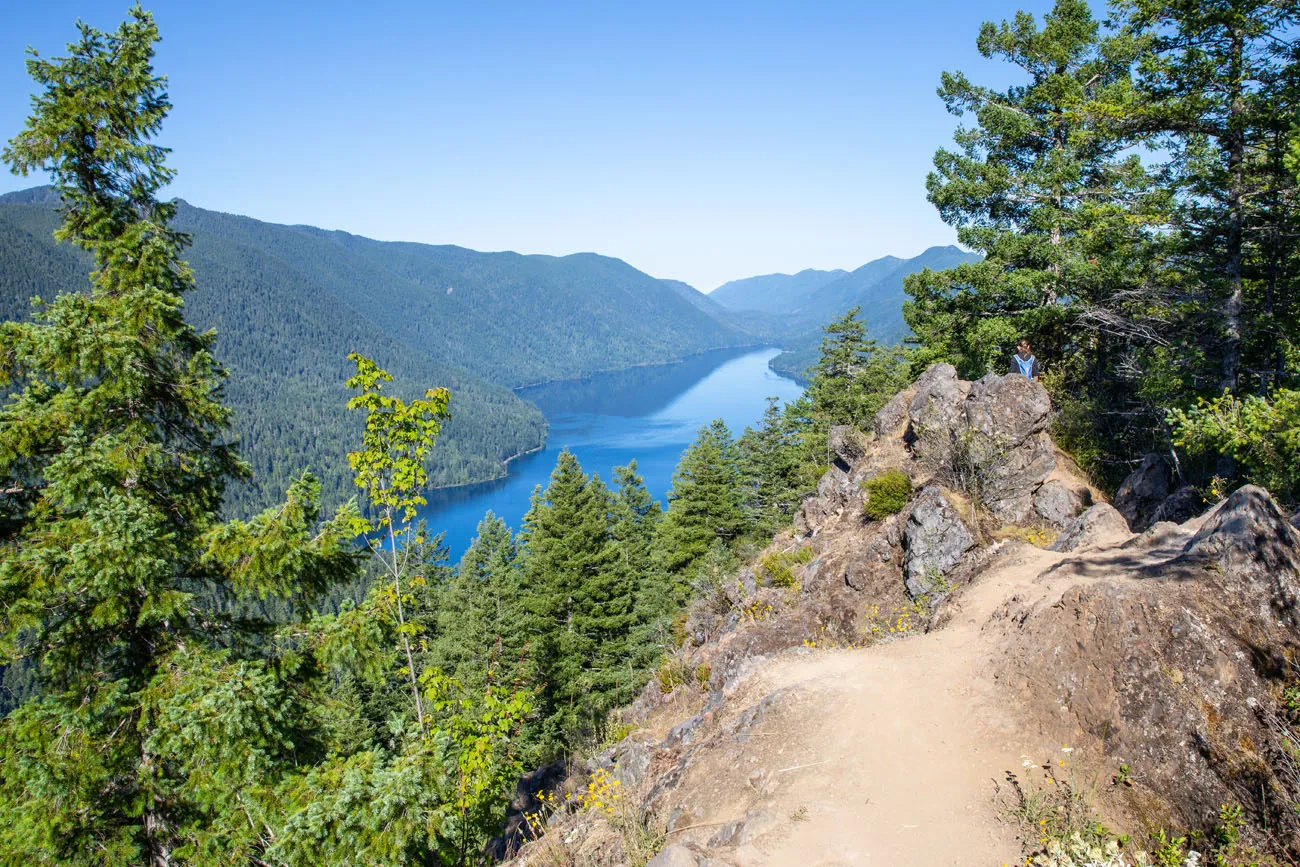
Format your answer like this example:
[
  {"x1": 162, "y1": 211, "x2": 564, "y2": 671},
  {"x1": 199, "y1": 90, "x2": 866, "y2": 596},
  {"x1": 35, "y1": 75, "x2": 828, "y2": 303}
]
[
  {"x1": 758, "y1": 547, "x2": 813, "y2": 589},
  {"x1": 863, "y1": 469, "x2": 912, "y2": 520},
  {"x1": 695, "y1": 663, "x2": 712, "y2": 689},
  {"x1": 655, "y1": 658, "x2": 689, "y2": 694}
]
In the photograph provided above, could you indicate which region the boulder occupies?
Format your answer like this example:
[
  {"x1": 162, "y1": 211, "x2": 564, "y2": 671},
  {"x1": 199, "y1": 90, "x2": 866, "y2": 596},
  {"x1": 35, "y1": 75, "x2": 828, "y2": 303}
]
[
  {"x1": 1180, "y1": 485, "x2": 1300, "y2": 587},
  {"x1": 1150, "y1": 484, "x2": 1205, "y2": 526},
  {"x1": 1050, "y1": 503, "x2": 1130, "y2": 552},
  {"x1": 907, "y1": 363, "x2": 970, "y2": 438},
  {"x1": 959, "y1": 373, "x2": 1057, "y2": 524},
  {"x1": 873, "y1": 388, "x2": 913, "y2": 438},
  {"x1": 903, "y1": 487, "x2": 976, "y2": 597},
  {"x1": 980, "y1": 431, "x2": 1057, "y2": 524},
  {"x1": 1033, "y1": 480, "x2": 1085, "y2": 528},
  {"x1": 963, "y1": 372, "x2": 1052, "y2": 446},
  {"x1": 828, "y1": 424, "x2": 870, "y2": 470},
  {"x1": 1114, "y1": 453, "x2": 1173, "y2": 532}
]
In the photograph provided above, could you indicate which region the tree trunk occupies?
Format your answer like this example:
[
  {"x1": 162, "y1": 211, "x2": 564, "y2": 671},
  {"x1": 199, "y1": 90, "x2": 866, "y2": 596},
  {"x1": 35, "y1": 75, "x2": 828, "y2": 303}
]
[{"x1": 1220, "y1": 30, "x2": 1246, "y2": 394}]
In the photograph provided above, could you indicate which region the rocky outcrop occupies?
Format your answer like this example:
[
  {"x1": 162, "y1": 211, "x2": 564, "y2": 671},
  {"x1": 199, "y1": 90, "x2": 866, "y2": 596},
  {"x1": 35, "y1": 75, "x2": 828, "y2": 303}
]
[
  {"x1": 903, "y1": 487, "x2": 976, "y2": 597},
  {"x1": 1032, "y1": 480, "x2": 1085, "y2": 528},
  {"x1": 1050, "y1": 503, "x2": 1129, "y2": 552},
  {"x1": 996, "y1": 485, "x2": 1300, "y2": 850},
  {"x1": 509, "y1": 367, "x2": 1300, "y2": 866},
  {"x1": 960, "y1": 373, "x2": 1056, "y2": 523},
  {"x1": 906, "y1": 362, "x2": 970, "y2": 438},
  {"x1": 1114, "y1": 452, "x2": 1173, "y2": 531}
]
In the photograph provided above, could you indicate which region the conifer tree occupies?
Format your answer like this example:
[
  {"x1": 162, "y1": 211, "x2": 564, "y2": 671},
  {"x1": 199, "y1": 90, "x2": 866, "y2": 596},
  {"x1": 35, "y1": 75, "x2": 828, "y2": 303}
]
[
  {"x1": 903, "y1": 0, "x2": 1153, "y2": 378},
  {"x1": 435, "y1": 512, "x2": 522, "y2": 690},
  {"x1": 515, "y1": 450, "x2": 621, "y2": 754},
  {"x1": 0, "y1": 9, "x2": 359, "y2": 863},
  {"x1": 1117, "y1": 0, "x2": 1300, "y2": 395},
  {"x1": 738, "y1": 396, "x2": 808, "y2": 535},
  {"x1": 655, "y1": 420, "x2": 747, "y2": 598}
]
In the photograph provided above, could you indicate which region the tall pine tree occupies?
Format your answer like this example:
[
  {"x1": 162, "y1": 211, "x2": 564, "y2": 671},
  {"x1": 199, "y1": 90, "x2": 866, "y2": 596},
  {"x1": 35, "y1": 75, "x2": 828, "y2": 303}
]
[{"x1": 0, "y1": 9, "x2": 359, "y2": 863}]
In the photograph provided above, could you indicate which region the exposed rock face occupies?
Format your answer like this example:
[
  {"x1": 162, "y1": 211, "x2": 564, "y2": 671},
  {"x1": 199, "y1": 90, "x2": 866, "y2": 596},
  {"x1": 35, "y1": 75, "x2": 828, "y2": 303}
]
[
  {"x1": 873, "y1": 388, "x2": 913, "y2": 437},
  {"x1": 903, "y1": 487, "x2": 976, "y2": 597},
  {"x1": 907, "y1": 363, "x2": 970, "y2": 438},
  {"x1": 1150, "y1": 483, "x2": 1205, "y2": 526},
  {"x1": 828, "y1": 424, "x2": 869, "y2": 470},
  {"x1": 1033, "y1": 480, "x2": 1085, "y2": 528},
  {"x1": 997, "y1": 485, "x2": 1300, "y2": 849},
  {"x1": 1114, "y1": 452, "x2": 1173, "y2": 531},
  {"x1": 1050, "y1": 503, "x2": 1129, "y2": 552},
  {"x1": 960, "y1": 373, "x2": 1056, "y2": 523}
]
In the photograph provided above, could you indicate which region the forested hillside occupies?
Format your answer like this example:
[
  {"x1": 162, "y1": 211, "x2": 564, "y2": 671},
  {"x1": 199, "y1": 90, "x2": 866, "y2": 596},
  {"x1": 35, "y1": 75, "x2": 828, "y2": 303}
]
[
  {"x1": 0, "y1": 188, "x2": 753, "y2": 513},
  {"x1": 711, "y1": 246, "x2": 980, "y2": 343},
  {"x1": 714, "y1": 246, "x2": 981, "y2": 380}
]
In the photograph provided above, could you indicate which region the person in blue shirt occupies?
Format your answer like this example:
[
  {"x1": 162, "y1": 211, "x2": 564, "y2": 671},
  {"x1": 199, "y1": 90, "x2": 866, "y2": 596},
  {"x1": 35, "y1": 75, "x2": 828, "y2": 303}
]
[{"x1": 1011, "y1": 338, "x2": 1041, "y2": 380}]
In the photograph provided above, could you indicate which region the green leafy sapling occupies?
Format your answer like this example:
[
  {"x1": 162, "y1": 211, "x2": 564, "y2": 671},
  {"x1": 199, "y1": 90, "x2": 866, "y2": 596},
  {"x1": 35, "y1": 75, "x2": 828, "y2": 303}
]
[{"x1": 346, "y1": 352, "x2": 451, "y2": 735}]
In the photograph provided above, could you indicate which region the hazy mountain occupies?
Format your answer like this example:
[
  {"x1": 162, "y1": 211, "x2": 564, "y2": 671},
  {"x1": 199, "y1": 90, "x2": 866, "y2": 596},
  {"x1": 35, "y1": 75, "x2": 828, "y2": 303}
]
[
  {"x1": 709, "y1": 268, "x2": 849, "y2": 314},
  {"x1": 0, "y1": 187, "x2": 753, "y2": 513},
  {"x1": 713, "y1": 246, "x2": 979, "y2": 346}
]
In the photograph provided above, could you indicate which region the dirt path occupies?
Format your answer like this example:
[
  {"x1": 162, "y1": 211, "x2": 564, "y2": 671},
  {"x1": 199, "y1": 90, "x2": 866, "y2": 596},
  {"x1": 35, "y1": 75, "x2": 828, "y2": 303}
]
[{"x1": 725, "y1": 545, "x2": 1075, "y2": 866}]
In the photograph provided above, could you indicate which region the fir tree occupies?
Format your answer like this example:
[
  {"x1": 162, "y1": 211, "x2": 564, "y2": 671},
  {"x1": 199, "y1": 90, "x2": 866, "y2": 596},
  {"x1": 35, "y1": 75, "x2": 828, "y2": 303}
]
[
  {"x1": 0, "y1": 10, "x2": 359, "y2": 863},
  {"x1": 435, "y1": 512, "x2": 522, "y2": 690},
  {"x1": 515, "y1": 450, "x2": 621, "y2": 755},
  {"x1": 655, "y1": 420, "x2": 747, "y2": 598},
  {"x1": 903, "y1": 0, "x2": 1154, "y2": 379},
  {"x1": 738, "y1": 396, "x2": 808, "y2": 535}
]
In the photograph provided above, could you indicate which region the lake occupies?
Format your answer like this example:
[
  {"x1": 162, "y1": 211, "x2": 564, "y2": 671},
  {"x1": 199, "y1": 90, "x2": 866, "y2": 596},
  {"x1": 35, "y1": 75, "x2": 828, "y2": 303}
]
[{"x1": 418, "y1": 347, "x2": 804, "y2": 562}]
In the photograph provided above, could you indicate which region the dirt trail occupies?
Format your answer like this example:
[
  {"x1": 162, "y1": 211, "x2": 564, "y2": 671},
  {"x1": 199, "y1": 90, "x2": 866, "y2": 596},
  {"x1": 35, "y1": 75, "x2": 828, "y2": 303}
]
[{"x1": 726, "y1": 544, "x2": 1079, "y2": 866}]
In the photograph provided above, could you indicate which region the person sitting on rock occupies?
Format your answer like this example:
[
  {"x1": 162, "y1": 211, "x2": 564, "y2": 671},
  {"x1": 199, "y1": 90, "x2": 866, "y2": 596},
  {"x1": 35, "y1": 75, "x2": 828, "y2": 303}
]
[{"x1": 1011, "y1": 338, "x2": 1041, "y2": 381}]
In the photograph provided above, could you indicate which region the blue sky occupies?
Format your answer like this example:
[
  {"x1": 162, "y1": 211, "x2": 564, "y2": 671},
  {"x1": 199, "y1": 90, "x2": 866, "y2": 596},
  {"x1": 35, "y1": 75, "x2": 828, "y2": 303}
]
[{"x1": 1, "y1": 1, "x2": 1056, "y2": 291}]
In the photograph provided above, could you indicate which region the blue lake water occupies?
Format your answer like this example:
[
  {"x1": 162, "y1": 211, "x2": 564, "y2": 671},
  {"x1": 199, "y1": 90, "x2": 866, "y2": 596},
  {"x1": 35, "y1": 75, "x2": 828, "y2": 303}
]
[{"x1": 418, "y1": 347, "x2": 804, "y2": 563}]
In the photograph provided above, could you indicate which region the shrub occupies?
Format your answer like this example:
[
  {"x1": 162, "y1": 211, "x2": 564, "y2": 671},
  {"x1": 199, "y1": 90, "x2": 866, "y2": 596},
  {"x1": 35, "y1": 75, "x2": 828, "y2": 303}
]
[
  {"x1": 655, "y1": 658, "x2": 689, "y2": 694},
  {"x1": 862, "y1": 469, "x2": 912, "y2": 519},
  {"x1": 695, "y1": 663, "x2": 712, "y2": 690},
  {"x1": 916, "y1": 422, "x2": 1012, "y2": 511},
  {"x1": 757, "y1": 547, "x2": 813, "y2": 589}
]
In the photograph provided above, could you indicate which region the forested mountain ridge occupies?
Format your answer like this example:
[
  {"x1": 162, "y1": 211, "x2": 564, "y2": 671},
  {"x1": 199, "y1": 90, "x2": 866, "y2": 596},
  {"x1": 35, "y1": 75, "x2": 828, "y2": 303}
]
[
  {"x1": 712, "y1": 245, "x2": 980, "y2": 344},
  {"x1": 709, "y1": 267, "x2": 849, "y2": 314},
  {"x1": 0, "y1": 187, "x2": 753, "y2": 514}
]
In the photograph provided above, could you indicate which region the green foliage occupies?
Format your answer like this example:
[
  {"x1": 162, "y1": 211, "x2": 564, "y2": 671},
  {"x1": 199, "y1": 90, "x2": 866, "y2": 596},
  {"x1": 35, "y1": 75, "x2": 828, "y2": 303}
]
[
  {"x1": 1169, "y1": 389, "x2": 1300, "y2": 505},
  {"x1": 515, "y1": 450, "x2": 631, "y2": 757},
  {"x1": 757, "y1": 547, "x2": 813, "y2": 589},
  {"x1": 863, "y1": 470, "x2": 913, "y2": 520},
  {"x1": 0, "y1": 11, "x2": 360, "y2": 862},
  {"x1": 655, "y1": 658, "x2": 690, "y2": 694},
  {"x1": 806, "y1": 308, "x2": 912, "y2": 434},
  {"x1": 655, "y1": 420, "x2": 748, "y2": 589}
]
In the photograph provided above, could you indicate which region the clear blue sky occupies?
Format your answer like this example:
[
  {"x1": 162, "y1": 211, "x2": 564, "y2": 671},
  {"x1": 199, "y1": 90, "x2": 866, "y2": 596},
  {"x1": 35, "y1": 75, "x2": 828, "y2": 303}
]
[{"x1": 1, "y1": 1, "x2": 1054, "y2": 291}]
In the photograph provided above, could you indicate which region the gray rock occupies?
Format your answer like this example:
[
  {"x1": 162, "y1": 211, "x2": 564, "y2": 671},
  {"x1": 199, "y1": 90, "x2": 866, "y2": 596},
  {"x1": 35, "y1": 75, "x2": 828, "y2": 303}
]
[
  {"x1": 1050, "y1": 503, "x2": 1130, "y2": 552},
  {"x1": 980, "y1": 431, "x2": 1057, "y2": 524},
  {"x1": 1151, "y1": 484, "x2": 1205, "y2": 526},
  {"x1": 874, "y1": 388, "x2": 913, "y2": 438},
  {"x1": 647, "y1": 844, "x2": 702, "y2": 867},
  {"x1": 903, "y1": 487, "x2": 976, "y2": 597},
  {"x1": 958, "y1": 374, "x2": 1056, "y2": 523},
  {"x1": 1115, "y1": 453, "x2": 1173, "y2": 532},
  {"x1": 816, "y1": 463, "x2": 853, "y2": 508},
  {"x1": 1181, "y1": 485, "x2": 1300, "y2": 578},
  {"x1": 1292, "y1": 511, "x2": 1300, "y2": 531},
  {"x1": 908, "y1": 363, "x2": 970, "y2": 438},
  {"x1": 828, "y1": 424, "x2": 870, "y2": 470},
  {"x1": 1033, "y1": 480, "x2": 1085, "y2": 528},
  {"x1": 963, "y1": 372, "x2": 1052, "y2": 446}
]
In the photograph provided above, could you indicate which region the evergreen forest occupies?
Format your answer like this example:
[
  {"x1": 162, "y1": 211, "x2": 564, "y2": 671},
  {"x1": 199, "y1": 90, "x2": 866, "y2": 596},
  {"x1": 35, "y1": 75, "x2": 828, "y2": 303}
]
[{"x1": 1, "y1": 1, "x2": 1299, "y2": 865}]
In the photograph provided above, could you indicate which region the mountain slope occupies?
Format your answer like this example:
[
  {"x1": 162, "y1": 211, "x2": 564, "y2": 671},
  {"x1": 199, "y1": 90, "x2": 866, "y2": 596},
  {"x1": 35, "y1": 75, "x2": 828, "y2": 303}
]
[
  {"x1": 0, "y1": 187, "x2": 753, "y2": 514},
  {"x1": 804, "y1": 244, "x2": 977, "y2": 342},
  {"x1": 709, "y1": 268, "x2": 848, "y2": 314}
]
